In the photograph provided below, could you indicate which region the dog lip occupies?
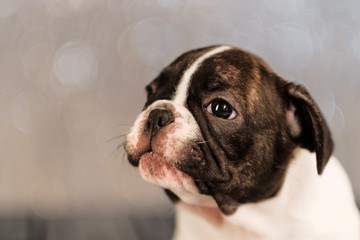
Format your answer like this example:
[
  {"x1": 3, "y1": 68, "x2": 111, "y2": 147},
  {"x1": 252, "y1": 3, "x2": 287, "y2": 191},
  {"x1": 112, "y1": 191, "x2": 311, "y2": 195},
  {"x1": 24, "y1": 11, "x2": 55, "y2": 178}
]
[
  {"x1": 127, "y1": 154, "x2": 140, "y2": 167},
  {"x1": 138, "y1": 151, "x2": 184, "y2": 178},
  {"x1": 139, "y1": 151, "x2": 198, "y2": 192},
  {"x1": 127, "y1": 145, "x2": 153, "y2": 167},
  {"x1": 139, "y1": 150, "x2": 165, "y2": 165},
  {"x1": 139, "y1": 151, "x2": 176, "y2": 176}
]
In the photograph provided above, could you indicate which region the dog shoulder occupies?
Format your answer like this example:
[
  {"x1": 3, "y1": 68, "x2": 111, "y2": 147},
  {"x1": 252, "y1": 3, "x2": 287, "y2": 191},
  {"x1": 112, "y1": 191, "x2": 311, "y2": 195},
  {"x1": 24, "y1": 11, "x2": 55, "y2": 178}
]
[
  {"x1": 221, "y1": 148, "x2": 360, "y2": 239},
  {"x1": 280, "y1": 148, "x2": 360, "y2": 239}
]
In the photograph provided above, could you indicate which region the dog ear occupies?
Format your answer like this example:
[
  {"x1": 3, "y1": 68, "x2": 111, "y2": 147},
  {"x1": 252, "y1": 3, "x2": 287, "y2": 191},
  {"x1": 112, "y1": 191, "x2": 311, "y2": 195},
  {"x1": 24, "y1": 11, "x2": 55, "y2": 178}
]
[{"x1": 284, "y1": 83, "x2": 334, "y2": 175}]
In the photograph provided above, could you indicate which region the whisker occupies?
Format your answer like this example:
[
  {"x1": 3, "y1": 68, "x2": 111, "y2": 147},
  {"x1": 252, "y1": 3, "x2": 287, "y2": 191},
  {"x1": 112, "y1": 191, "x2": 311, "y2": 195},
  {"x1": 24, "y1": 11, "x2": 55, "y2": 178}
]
[
  {"x1": 106, "y1": 134, "x2": 127, "y2": 143},
  {"x1": 116, "y1": 141, "x2": 126, "y2": 150},
  {"x1": 120, "y1": 148, "x2": 128, "y2": 162},
  {"x1": 106, "y1": 141, "x2": 127, "y2": 161},
  {"x1": 196, "y1": 140, "x2": 209, "y2": 144}
]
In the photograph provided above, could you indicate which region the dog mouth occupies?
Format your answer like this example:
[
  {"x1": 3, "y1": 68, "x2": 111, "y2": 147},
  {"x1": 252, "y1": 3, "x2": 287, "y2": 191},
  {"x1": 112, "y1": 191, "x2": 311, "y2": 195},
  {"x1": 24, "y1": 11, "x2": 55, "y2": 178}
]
[{"x1": 137, "y1": 151, "x2": 199, "y2": 194}]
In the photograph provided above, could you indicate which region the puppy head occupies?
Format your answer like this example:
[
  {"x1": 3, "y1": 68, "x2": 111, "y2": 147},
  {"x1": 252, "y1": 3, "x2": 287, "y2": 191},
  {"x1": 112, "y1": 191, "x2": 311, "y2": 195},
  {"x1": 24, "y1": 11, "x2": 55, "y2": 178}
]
[{"x1": 125, "y1": 45, "x2": 333, "y2": 215}]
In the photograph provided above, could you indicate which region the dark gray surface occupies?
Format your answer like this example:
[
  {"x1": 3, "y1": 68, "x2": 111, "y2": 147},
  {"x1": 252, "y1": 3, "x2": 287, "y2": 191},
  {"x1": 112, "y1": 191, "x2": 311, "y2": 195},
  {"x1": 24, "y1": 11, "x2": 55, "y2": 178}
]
[
  {"x1": 0, "y1": 218, "x2": 26, "y2": 240},
  {"x1": 1, "y1": 203, "x2": 359, "y2": 239},
  {"x1": 0, "y1": 213, "x2": 175, "y2": 240}
]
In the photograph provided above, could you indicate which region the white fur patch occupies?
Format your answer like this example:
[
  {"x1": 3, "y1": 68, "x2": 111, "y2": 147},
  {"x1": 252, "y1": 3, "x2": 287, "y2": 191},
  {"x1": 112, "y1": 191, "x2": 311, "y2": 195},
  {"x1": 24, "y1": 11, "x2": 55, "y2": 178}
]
[{"x1": 173, "y1": 45, "x2": 232, "y2": 106}]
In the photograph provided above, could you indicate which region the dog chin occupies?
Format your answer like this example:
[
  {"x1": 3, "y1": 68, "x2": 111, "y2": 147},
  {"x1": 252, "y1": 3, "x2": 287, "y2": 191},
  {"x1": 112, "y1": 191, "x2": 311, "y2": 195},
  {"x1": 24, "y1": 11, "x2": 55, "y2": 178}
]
[
  {"x1": 139, "y1": 152, "x2": 217, "y2": 207},
  {"x1": 139, "y1": 151, "x2": 194, "y2": 191}
]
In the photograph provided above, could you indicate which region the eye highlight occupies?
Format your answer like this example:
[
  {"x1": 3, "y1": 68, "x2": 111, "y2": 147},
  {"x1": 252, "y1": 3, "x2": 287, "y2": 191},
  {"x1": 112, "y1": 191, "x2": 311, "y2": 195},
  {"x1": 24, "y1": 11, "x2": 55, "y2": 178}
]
[{"x1": 206, "y1": 99, "x2": 237, "y2": 120}]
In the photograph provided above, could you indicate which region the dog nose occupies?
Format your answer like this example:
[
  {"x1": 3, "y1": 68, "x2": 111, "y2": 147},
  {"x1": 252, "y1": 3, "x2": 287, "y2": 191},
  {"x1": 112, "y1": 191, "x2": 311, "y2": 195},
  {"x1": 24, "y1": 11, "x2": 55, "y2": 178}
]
[{"x1": 147, "y1": 109, "x2": 174, "y2": 138}]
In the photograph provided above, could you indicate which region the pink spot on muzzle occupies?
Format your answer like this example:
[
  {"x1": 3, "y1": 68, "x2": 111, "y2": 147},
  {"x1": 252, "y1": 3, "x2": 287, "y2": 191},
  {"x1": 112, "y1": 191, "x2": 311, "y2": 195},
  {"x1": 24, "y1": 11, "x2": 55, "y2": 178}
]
[{"x1": 139, "y1": 152, "x2": 197, "y2": 192}]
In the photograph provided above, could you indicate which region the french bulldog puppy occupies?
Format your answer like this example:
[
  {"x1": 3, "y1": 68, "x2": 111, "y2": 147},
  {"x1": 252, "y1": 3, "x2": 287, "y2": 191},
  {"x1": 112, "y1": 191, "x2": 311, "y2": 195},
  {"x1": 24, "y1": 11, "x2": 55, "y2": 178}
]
[{"x1": 125, "y1": 45, "x2": 360, "y2": 240}]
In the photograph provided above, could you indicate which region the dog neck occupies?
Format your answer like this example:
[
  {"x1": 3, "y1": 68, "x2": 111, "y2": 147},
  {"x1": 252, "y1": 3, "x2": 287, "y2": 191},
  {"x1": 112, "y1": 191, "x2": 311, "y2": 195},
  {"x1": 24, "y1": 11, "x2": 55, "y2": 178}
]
[{"x1": 173, "y1": 148, "x2": 358, "y2": 240}]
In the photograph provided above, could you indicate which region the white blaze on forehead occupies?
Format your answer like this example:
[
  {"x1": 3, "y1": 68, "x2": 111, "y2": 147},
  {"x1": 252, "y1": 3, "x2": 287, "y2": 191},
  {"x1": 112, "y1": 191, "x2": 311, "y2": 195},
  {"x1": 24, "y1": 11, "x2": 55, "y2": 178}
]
[{"x1": 173, "y1": 45, "x2": 232, "y2": 106}]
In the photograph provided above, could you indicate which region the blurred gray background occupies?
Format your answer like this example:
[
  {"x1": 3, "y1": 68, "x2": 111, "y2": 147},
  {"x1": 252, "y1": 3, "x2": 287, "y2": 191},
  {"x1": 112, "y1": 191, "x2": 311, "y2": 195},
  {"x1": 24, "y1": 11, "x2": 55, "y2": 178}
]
[{"x1": 0, "y1": 0, "x2": 359, "y2": 239}]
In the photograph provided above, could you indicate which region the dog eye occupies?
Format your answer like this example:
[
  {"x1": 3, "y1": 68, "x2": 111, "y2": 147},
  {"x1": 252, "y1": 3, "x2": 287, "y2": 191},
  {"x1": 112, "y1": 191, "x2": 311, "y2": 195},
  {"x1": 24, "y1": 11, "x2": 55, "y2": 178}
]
[{"x1": 206, "y1": 99, "x2": 237, "y2": 120}]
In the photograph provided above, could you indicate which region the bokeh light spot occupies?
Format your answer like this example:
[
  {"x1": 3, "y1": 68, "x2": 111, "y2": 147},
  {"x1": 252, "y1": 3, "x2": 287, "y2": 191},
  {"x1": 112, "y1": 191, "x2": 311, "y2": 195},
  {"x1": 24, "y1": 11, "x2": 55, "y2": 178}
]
[{"x1": 53, "y1": 41, "x2": 98, "y2": 90}]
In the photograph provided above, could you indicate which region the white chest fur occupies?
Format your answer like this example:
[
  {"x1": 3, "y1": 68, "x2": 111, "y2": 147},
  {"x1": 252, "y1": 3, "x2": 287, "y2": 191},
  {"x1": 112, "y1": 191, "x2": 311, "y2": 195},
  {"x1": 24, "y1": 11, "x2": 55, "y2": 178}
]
[{"x1": 173, "y1": 149, "x2": 360, "y2": 240}]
